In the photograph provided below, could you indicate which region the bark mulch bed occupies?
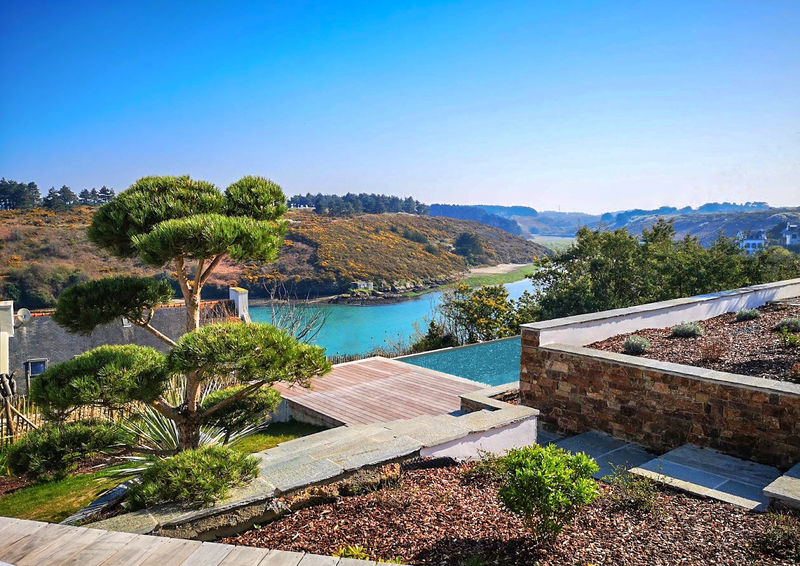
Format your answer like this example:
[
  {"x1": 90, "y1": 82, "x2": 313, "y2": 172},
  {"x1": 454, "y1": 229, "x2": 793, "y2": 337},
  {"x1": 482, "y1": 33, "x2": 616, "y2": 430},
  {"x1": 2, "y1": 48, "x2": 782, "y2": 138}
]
[
  {"x1": 221, "y1": 461, "x2": 798, "y2": 565},
  {"x1": 589, "y1": 303, "x2": 800, "y2": 382}
]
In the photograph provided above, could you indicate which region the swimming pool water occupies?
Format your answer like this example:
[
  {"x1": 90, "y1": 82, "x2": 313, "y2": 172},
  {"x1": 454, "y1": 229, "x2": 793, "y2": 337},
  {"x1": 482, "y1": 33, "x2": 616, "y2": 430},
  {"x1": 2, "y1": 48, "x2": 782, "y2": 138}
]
[{"x1": 400, "y1": 336, "x2": 521, "y2": 386}]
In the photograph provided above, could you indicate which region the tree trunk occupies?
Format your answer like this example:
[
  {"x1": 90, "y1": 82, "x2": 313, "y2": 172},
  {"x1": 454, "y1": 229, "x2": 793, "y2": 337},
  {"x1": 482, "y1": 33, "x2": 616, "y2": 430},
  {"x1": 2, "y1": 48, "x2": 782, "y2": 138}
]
[{"x1": 177, "y1": 419, "x2": 201, "y2": 451}]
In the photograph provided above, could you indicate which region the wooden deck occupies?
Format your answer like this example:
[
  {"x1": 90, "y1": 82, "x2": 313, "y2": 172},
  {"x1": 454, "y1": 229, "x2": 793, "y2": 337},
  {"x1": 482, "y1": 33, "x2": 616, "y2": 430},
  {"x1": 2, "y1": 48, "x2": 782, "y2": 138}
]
[
  {"x1": 272, "y1": 357, "x2": 483, "y2": 426},
  {"x1": 0, "y1": 516, "x2": 375, "y2": 565}
]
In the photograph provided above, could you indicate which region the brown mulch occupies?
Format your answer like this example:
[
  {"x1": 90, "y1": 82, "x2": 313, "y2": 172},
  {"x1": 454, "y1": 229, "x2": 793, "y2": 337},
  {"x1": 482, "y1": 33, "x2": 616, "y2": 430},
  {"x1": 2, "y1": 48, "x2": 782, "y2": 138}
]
[
  {"x1": 220, "y1": 461, "x2": 797, "y2": 565},
  {"x1": 590, "y1": 304, "x2": 800, "y2": 382}
]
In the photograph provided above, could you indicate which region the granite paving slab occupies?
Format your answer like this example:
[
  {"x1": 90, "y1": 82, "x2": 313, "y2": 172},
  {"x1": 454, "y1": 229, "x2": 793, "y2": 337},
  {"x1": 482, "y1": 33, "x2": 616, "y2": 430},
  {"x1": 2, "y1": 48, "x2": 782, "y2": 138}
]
[
  {"x1": 554, "y1": 430, "x2": 653, "y2": 479},
  {"x1": 631, "y1": 444, "x2": 781, "y2": 511},
  {"x1": 763, "y1": 461, "x2": 800, "y2": 510}
]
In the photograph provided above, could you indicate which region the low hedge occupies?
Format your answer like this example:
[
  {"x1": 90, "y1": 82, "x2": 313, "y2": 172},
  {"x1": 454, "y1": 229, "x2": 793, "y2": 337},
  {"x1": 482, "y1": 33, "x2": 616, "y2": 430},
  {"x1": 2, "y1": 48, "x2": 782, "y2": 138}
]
[{"x1": 2, "y1": 420, "x2": 126, "y2": 483}]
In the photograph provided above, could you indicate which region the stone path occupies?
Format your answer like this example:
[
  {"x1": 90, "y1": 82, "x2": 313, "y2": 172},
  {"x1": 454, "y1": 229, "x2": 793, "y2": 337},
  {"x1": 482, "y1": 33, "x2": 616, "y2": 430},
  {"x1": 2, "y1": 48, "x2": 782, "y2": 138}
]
[
  {"x1": 0, "y1": 516, "x2": 384, "y2": 565},
  {"x1": 553, "y1": 430, "x2": 654, "y2": 479},
  {"x1": 630, "y1": 444, "x2": 782, "y2": 511},
  {"x1": 762, "y1": 461, "x2": 800, "y2": 510}
]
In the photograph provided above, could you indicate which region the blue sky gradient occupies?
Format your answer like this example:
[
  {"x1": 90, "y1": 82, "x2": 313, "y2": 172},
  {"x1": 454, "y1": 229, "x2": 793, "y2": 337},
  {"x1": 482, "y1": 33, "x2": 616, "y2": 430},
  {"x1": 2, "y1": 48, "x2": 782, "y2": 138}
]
[{"x1": 1, "y1": 1, "x2": 798, "y2": 212}]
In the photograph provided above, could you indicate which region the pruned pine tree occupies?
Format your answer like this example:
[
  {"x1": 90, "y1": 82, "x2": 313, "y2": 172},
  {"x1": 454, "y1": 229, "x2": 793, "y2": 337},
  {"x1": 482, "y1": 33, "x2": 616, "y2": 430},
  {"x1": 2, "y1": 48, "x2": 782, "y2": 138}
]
[{"x1": 38, "y1": 175, "x2": 331, "y2": 450}]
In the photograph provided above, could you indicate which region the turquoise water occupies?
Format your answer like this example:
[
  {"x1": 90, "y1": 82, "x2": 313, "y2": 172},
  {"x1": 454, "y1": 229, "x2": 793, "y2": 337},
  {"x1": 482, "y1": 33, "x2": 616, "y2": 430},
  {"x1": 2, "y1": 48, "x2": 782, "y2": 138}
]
[
  {"x1": 249, "y1": 279, "x2": 534, "y2": 357},
  {"x1": 400, "y1": 337, "x2": 521, "y2": 386}
]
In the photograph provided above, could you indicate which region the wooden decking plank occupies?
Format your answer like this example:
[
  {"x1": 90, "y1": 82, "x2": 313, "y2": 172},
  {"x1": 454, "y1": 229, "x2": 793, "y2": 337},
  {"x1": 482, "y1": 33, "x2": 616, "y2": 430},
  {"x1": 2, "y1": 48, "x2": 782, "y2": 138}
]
[
  {"x1": 97, "y1": 534, "x2": 174, "y2": 566},
  {"x1": 0, "y1": 518, "x2": 45, "y2": 553},
  {"x1": 0, "y1": 523, "x2": 79, "y2": 564},
  {"x1": 54, "y1": 529, "x2": 138, "y2": 566},
  {"x1": 296, "y1": 553, "x2": 339, "y2": 565},
  {"x1": 137, "y1": 536, "x2": 203, "y2": 566},
  {"x1": 179, "y1": 541, "x2": 234, "y2": 566},
  {"x1": 260, "y1": 548, "x2": 305, "y2": 566},
  {"x1": 217, "y1": 544, "x2": 272, "y2": 566},
  {"x1": 17, "y1": 524, "x2": 108, "y2": 566}
]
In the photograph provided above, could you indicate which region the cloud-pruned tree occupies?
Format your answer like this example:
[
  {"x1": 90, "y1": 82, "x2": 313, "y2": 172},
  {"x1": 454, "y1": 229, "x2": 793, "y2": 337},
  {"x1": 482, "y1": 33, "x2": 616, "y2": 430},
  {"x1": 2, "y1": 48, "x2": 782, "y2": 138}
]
[{"x1": 36, "y1": 175, "x2": 331, "y2": 450}]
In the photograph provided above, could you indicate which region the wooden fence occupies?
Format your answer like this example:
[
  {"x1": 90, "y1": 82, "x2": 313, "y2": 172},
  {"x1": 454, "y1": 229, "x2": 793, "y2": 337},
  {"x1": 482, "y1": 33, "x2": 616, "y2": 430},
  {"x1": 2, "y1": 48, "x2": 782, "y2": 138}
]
[{"x1": 0, "y1": 396, "x2": 126, "y2": 449}]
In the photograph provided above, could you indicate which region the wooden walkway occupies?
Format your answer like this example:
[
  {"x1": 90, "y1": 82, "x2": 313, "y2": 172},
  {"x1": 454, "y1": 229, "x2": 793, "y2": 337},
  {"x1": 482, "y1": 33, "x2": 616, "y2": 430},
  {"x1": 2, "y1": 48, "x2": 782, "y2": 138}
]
[
  {"x1": 273, "y1": 357, "x2": 483, "y2": 426},
  {"x1": 0, "y1": 516, "x2": 377, "y2": 565}
]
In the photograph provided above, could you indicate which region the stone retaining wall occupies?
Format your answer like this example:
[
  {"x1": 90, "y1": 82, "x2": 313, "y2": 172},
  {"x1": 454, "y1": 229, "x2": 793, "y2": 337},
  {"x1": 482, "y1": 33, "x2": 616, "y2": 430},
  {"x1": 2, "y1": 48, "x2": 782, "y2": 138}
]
[
  {"x1": 520, "y1": 279, "x2": 800, "y2": 469},
  {"x1": 521, "y1": 326, "x2": 800, "y2": 469}
]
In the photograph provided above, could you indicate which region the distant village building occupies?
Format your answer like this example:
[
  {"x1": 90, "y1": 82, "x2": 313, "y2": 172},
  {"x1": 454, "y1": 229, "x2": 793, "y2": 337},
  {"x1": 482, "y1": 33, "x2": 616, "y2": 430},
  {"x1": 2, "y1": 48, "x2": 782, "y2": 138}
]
[
  {"x1": 352, "y1": 280, "x2": 374, "y2": 290},
  {"x1": 737, "y1": 230, "x2": 768, "y2": 255},
  {"x1": 782, "y1": 222, "x2": 799, "y2": 247}
]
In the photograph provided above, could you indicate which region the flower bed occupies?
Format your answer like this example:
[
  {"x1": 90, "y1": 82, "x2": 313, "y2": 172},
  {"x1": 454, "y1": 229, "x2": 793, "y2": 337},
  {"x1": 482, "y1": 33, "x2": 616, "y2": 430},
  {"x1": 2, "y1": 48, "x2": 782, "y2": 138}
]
[
  {"x1": 590, "y1": 303, "x2": 800, "y2": 382},
  {"x1": 221, "y1": 460, "x2": 797, "y2": 565}
]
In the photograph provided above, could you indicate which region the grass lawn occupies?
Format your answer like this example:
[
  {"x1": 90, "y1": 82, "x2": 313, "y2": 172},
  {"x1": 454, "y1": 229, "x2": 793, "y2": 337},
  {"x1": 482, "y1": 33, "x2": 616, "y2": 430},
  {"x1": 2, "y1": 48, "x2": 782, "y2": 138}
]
[
  {"x1": 530, "y1": 235, "x2": 575, "y2": 253},
  {"x1": 459, "y1": 264, "x2": 537, "y2": 288},
  {"x1": 0, "y1": 465, "x2": 131, "y2": 523},
  {"x1": 0, "y1": 420, "x2": 326, "y2": 523},
  {"x1": 230, "y1": 420, "x2": 327, "y2": 454}
]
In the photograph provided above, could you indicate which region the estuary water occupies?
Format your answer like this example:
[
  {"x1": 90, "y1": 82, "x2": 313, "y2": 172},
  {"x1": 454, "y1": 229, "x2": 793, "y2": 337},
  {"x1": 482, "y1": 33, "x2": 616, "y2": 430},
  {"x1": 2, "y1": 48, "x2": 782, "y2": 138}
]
[{"x1": 249, "y1": 278, "x2": 535, "y2": 357}]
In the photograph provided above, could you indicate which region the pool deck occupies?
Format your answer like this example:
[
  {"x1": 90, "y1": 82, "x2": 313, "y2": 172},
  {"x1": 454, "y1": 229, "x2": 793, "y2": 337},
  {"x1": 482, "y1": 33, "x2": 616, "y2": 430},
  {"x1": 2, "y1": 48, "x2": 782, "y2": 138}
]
[{"x1": 272, "y1": 357, "x2": 485, "y2": 426}]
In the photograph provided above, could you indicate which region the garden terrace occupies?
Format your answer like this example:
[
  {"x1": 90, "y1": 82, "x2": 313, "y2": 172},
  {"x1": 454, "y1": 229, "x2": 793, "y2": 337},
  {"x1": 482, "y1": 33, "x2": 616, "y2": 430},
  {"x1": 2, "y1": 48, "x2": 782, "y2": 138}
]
[
  {"x1": 520, "y1": 279, "x2": 800, "y2": 469},
  {"x1": 221, "y1": 458, "x2": 799, "y2": 566},
  {"x1": 590, "y1": 302, "x2": 800, "y2": 382}
]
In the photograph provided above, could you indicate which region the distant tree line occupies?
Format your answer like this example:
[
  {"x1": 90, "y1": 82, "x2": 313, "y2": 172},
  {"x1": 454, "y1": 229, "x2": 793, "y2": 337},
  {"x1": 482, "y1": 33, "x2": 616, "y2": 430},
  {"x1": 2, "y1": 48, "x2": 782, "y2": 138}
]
[
  {"x1": 429, "y1": 204, "x2": 523, "y2": 236},
  {"x1": 288, "y1": 193, "x2": 429, "y2": 216},
  {"x1": 0, "y1": 178, "x2": 115, "y2": 210}
]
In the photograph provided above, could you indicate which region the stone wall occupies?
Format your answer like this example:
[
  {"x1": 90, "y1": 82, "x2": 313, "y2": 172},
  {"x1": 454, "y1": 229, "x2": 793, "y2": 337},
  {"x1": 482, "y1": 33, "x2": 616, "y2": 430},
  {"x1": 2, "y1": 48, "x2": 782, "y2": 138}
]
[
  {"x1": 520, "y1": 330, "x2": 800, "y2": 469},
  {"x1": 9, "y1": 300, "x2": 236, "y2": 393}
]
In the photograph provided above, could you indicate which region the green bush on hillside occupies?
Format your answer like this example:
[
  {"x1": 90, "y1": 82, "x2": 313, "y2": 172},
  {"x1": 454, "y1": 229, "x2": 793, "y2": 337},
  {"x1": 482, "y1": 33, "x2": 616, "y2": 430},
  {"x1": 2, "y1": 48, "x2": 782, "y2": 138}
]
[
  {"x1": 2, "y1": 420, "x2": 127, "y2": 483},
  {"x1": 127, "y1": 445, "x2": 259, "y2": 509}
]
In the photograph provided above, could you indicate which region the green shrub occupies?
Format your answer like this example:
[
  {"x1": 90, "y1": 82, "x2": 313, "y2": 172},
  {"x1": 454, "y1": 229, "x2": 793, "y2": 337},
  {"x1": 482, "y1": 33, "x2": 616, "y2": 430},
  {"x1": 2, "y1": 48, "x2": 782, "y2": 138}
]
[
  {"x1": 200, "y1": 386, "x2": 281, "y2": 440},
  {"x1": 2, "y1": 420, "x2": 126, "y2": 483},
  {"x1": 334, "y1": 545, "x2": 370, "y2": 560},
  {"x1": 604, "y1": 465, "x2": 660, "y2": 513},
  {"x1": 670, "y1": 322, "x2": 704, "y2": 338},
  {"x1": 735, "y1": 308, "x2": 760, "y2": 322},
  {"x1": 775, "y1": 318, "x2": 800, "y2": 333},
  {"x1": 408, "y1": 321, "x2": 459, "y2": 354},
  {"x1": 623, "y1": 335, "x2": 650, "y2": 355},
  {"x1": 127, "y1": 445, "x2": 258, "y2": 509},
  {"x1": 497, "y1": 444, "x2": 599, "y2": 541},
  {"x1": 751, "y1": 513, "x2": 800, "y2": 562},
  {"x1": 778, "y1": 327, "x2": 799, "y2": 349}
]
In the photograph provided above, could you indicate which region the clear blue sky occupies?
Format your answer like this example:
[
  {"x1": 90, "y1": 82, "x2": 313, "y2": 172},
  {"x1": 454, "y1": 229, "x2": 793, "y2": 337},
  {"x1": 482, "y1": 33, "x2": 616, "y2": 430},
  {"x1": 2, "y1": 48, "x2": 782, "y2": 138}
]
[{"x1": 1, "y1": 1, "x2": 798, "y2": 213}]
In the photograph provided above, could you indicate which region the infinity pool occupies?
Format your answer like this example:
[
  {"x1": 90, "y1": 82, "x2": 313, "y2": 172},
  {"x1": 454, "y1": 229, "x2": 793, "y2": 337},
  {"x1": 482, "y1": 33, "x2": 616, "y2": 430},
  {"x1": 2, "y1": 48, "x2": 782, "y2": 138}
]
[{"x1": 399, "y1": 336, "x2": 521, "y2": 386}]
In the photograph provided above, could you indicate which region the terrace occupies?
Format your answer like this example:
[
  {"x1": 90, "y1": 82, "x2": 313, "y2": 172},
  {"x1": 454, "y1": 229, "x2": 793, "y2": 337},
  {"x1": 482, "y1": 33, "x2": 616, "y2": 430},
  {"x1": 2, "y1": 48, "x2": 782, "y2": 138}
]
[{"x1": 1, "y1": 281, "x2": 799, "y2": 564}]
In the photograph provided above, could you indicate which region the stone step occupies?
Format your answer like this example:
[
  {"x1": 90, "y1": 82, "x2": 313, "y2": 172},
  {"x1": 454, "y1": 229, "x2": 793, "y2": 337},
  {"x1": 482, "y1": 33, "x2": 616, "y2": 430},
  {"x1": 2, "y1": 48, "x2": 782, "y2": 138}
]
[
  {"x1": 630, "y1": 444, "x2": 781, "y2": 511},
  {"x1": 763, "y1": 462, "x2": 800, "y2": 510},
  {"x1": 554, "y1": 430, "x2": 654, "y2": 479}
]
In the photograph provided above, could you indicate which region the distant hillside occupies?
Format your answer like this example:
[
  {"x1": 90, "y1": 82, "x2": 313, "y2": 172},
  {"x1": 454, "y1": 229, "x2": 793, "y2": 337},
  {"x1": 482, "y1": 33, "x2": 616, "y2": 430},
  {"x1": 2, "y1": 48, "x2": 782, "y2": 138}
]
[
  {"x1": 494, "y1": 201, "x2": 781, "y2": 238},
  {"x1": 429, "y1": 204, "x2": 523, "y2": 235},
  {"x1": 0, "y1": 207, "x2": 547, "y2": 308},
  {"x1": 621, "y1": 207, "x2": 800, "y2": 246},
  {"x1": 476, "y1": 205, "x2": 538, "y2": 217}
]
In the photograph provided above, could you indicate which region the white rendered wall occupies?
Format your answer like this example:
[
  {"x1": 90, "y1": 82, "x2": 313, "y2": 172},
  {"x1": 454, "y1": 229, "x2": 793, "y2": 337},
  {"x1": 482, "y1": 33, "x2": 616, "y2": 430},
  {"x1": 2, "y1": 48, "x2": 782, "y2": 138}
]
[
  {"x1": 420, "y1": 417, "x2": 537, "y2": 461},
  {"x1": 524, "y1": 279, "x2": 800, "y2": 347}
]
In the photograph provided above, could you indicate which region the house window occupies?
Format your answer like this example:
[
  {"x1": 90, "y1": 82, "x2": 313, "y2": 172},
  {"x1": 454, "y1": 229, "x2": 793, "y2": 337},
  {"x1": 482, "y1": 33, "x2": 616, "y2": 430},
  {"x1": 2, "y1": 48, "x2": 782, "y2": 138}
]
[{"x1": 25, "y1": 359, "x2": 47, "y2": 378}]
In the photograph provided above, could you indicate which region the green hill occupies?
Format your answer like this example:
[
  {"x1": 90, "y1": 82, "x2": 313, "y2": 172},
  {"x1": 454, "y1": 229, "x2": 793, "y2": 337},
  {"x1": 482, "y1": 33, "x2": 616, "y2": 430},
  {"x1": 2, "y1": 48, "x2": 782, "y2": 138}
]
[{"x1": 0, "y1": 207, "x2": 548, "y2": 308}]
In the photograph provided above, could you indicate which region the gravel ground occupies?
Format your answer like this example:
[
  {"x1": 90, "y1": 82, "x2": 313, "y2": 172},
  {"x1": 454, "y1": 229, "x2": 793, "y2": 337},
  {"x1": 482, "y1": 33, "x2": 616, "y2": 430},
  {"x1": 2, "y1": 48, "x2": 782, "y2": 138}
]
[
  {"x1": 590, "y1": 304, "x2": 800, "y2": 382},
  {"x1": 221, "y1": 461, "x2": 798, "y2": 565}
]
